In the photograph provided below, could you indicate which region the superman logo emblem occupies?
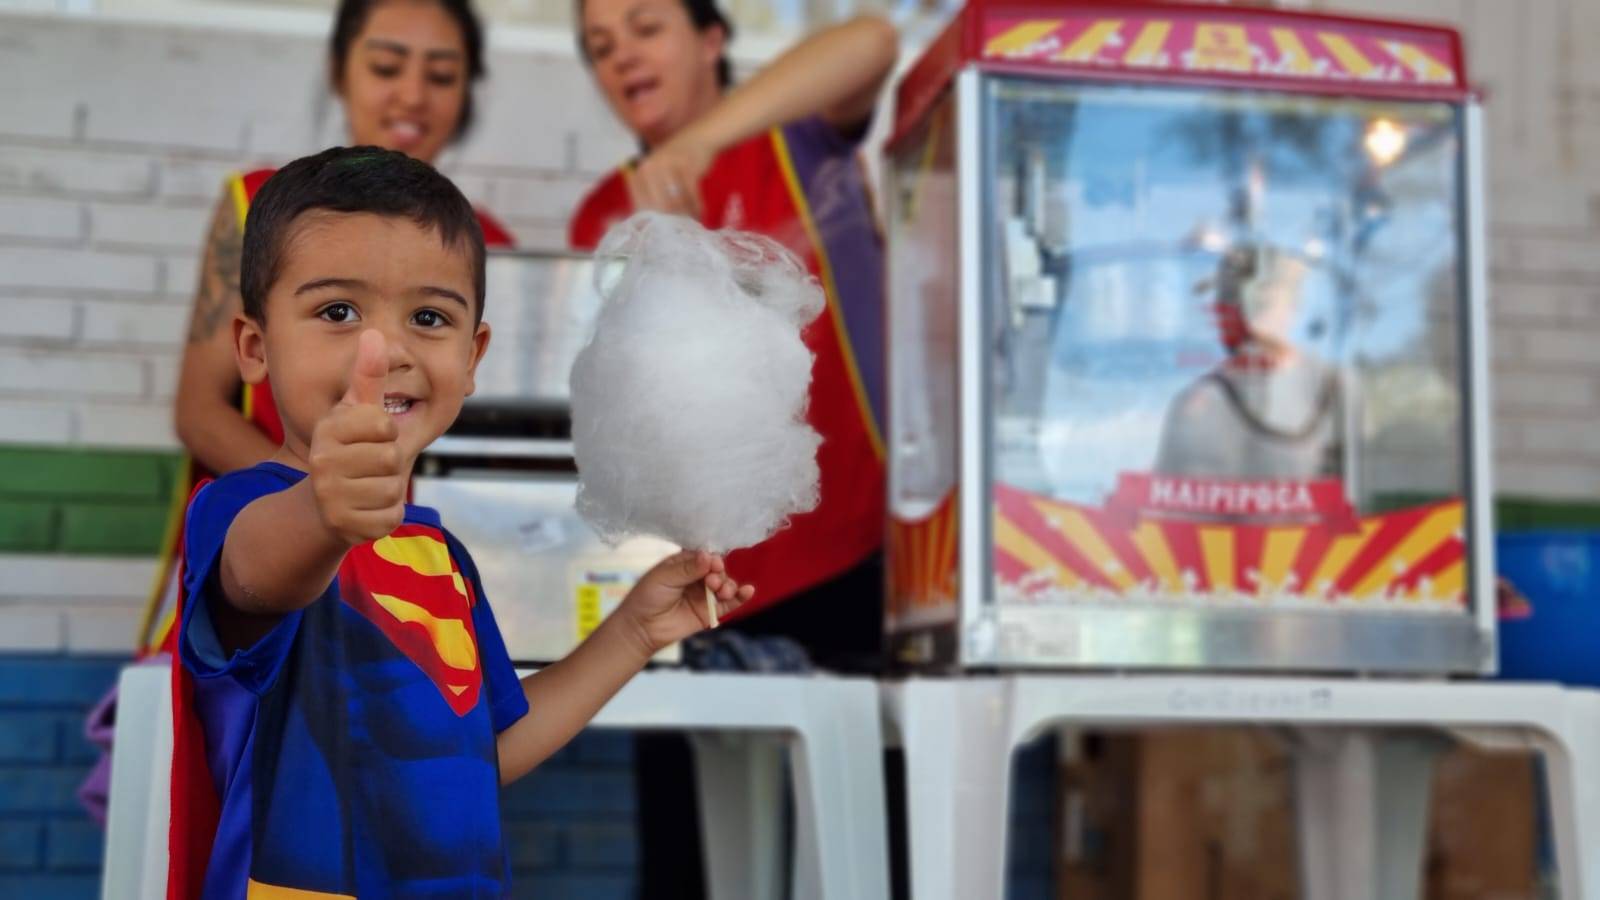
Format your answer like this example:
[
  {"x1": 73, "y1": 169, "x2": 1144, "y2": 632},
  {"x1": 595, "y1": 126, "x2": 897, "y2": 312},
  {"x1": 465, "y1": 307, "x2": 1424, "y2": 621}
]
[{"x1": 338, "y1": 524, "x2": 482, "y2": 715}]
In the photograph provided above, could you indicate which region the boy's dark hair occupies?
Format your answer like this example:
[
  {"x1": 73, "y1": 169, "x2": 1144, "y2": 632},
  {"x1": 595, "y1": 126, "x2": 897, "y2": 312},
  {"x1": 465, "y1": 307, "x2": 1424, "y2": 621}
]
[
  {"x1": 575, "y1": 0, "x2": 734, "y2": 89},
  {"x1": 329, "y1": 0, "x2": 488, "y2": 138},
  {"x1": 240, "y1": 146, "x2": 486, "y2": 323}
]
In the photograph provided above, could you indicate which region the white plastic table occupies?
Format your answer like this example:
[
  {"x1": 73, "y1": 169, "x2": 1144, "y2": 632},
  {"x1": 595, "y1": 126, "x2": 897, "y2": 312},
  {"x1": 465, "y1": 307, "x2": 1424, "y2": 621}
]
[
  {"x1": 883, "y1": 675, "x2": 1600, "y2": 900},
  {"x1": 102, "y1": 663, "x2": 890, "y2": 900}
]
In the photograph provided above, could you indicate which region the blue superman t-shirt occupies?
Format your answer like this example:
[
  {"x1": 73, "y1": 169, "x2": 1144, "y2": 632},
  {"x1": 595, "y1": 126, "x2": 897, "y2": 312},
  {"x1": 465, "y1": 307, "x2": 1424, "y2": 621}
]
[{"x1": 179, "y1": 462, "x2": 529, "y2": 899}]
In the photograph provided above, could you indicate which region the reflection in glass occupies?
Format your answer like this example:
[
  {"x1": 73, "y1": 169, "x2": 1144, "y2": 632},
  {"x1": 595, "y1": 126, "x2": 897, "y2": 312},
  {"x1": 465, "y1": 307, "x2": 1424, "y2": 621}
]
[
  {"x1": 985, "y1": 80, "x2": 1464, "y2": 515},
  {"x1": 889, "y1": 97, "x2": 960, "y2": 519}
]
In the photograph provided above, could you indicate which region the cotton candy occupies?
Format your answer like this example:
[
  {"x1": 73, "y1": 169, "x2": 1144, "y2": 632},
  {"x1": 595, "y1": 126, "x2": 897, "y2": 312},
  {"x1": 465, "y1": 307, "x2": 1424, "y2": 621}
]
[{"x1": 570, "y1": 212, "x2": 824, "y2": 553}]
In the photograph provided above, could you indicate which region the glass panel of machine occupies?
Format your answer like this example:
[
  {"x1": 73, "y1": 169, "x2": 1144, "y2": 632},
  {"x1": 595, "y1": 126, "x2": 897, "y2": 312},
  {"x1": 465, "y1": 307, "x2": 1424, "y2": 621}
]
[{"x1": 986, "y1": 77, "x2": 1466, "y2": 613}]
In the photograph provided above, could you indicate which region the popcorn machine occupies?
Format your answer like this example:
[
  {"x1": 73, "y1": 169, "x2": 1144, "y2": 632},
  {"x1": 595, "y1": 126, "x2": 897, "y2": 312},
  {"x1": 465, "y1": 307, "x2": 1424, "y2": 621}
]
[{"x1": 884, "y1": 1, "x2": 1492, "y2": 672}]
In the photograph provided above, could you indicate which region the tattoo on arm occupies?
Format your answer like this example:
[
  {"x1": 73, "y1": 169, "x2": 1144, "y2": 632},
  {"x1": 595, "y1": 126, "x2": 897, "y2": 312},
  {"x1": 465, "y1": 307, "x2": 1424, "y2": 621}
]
[{"x1": 188, "y1": 197, "x2": 244, "y2": 343}]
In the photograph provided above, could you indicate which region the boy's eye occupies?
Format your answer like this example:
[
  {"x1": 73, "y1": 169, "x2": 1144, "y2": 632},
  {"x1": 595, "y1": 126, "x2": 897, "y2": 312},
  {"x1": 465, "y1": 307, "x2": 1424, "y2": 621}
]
[
  {"x1": 427, "y1": 71, "x2": 460, "y2": 88},
  {"x1": 319, "y1": 303, "x2": 360, "y2": 323},
  {"x1": 412, "y1": 308, "x2": 448, "y2": 328},
  {"x1": 370, "y1": 64, "x2": 401, "y2": 79}
]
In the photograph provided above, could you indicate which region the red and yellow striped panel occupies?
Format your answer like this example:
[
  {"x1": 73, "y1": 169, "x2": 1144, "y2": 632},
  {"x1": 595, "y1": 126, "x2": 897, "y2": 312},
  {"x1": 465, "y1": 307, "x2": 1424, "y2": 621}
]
[
  {"x1": 994, "y1": 482, "x2": 1466, "y2": 608},
  {"x1": 980, "y1": 14, "x2": 1460, "y2": 88},
  {"x1": 888, "y1": 492, "x2": 959, "y2": 619}
]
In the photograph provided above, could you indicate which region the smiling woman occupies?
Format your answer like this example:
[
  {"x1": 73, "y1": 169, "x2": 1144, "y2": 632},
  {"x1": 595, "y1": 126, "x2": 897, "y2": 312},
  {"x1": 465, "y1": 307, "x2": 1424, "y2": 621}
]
[
  {"x1": 142, "y1": 0, "x2": 515, "y2": 658},
  {"x1": 568, "y1": 3, "x2": 900, "y2": 893},
  {"x1": 329, "y1": 0, "x2": 485, "y2": 165},
  {"x1": 571, "y1": 0, "x2": 898, "y2": 655}
]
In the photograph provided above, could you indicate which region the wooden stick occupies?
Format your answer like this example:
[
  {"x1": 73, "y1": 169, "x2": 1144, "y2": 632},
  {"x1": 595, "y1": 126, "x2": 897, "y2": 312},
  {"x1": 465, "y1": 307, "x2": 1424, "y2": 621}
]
[{"x1": 704, "y1": 583, "x2": 720, "y2": 629}]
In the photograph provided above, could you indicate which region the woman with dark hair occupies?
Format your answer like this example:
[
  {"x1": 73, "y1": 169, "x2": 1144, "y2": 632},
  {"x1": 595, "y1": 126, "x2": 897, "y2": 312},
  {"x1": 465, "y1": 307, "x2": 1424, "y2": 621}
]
[
  {"x1": 143, "y1": 0, "x2": 514, "y2": 655},
  {"x1": 571, "y1": 4, "x2": 897, "y2": 894},
  {"x1": 571, "y1": 0, "x2": 898, "y2": 668}
]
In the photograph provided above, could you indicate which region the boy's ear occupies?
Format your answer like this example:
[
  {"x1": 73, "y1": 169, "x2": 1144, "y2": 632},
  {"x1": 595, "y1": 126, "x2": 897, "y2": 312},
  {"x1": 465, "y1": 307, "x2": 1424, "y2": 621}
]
[
  {"x1": 463, "y1": 321, "x2": 491, "y2": 398},
  {"x1": 234, "y1": 314, "x2": 268, "y2": 385}
]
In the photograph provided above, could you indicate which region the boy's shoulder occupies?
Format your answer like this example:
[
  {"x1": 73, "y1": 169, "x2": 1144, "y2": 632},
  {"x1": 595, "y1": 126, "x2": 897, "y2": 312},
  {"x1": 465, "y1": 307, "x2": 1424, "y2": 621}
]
[
  {"x1": 212, "y1": 460, "x2": 302, "y2": 488},
  {"x1": 192, "y1": 461, "x2": 302, "y2": 514}
]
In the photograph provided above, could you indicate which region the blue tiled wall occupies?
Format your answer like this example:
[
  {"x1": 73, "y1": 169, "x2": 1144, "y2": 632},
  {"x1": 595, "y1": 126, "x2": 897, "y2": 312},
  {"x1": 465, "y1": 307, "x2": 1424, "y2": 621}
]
[
  {"x1": 0, "y1": 655, "x2": 121, "y2": 900},
  {"x1": 502, "y1": 731, "x2": 641, "y2": 899}
]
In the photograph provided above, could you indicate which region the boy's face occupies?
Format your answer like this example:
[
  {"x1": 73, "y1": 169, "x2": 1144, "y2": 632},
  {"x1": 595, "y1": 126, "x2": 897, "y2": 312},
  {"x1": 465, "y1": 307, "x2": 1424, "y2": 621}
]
[{"x1": 235, "y1": 211, "x2": 490, "y2": 469}]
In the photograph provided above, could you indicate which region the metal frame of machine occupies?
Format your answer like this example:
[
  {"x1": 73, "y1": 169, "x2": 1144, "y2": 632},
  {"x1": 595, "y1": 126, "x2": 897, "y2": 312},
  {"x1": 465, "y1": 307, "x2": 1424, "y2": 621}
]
[{"x1": 884, "y1": 1, "x2": 1495, "y2": 673}]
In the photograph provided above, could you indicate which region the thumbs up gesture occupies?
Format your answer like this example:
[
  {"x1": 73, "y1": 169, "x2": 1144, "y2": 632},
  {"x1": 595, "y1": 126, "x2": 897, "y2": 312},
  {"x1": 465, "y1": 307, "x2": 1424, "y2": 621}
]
[{"x1": 308, "y1": 330, "x2": 407, "y2": 546}]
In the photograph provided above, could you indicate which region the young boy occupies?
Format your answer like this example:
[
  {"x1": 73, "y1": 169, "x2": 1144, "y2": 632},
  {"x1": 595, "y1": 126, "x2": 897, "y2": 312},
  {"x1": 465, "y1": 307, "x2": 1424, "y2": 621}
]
[{"x1": 176, "y1": 145, "x2": 752, "y2": 898}]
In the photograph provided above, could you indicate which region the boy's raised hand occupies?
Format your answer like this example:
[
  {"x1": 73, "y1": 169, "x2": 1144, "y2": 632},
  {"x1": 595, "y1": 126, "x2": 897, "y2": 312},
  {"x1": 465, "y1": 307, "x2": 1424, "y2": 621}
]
[
  {"x1": 615, "y1": 551, "x2": 754, "y2": 655},
  {"x1": 308, "y1": 329, "x2": 407, "y2": 546}
]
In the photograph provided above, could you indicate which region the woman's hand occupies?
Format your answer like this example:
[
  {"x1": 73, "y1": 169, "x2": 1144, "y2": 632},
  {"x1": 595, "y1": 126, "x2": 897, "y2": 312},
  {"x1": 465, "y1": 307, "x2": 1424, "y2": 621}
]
[
  {"x1": 614, "y1": 550, "x2": 753, "y2": 656},
  {"x1": 627, "y1": 133, "x2": 715, "y2": 219},
  {"x1": 617, "y1": 16, "x2": 896, "y2": 221}
]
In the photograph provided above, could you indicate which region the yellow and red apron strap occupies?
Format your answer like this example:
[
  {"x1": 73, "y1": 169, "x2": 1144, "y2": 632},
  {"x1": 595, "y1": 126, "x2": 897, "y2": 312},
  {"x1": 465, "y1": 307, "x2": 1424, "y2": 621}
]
[
  {"x1": 137, "y1": 169, "x2": 264, "y2": 655},
  {"x1": 135, "y1": 453, "x2": 192, "y2": 655},
  {"x1": 768, "y1": 128, "x2": 886, "y2": 461}
]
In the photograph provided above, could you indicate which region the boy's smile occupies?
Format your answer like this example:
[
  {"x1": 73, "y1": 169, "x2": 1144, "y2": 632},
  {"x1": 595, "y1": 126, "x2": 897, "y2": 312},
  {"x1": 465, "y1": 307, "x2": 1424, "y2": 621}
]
[{"x1": 234, "y1": 210, "x2": 490, "y2": 472}]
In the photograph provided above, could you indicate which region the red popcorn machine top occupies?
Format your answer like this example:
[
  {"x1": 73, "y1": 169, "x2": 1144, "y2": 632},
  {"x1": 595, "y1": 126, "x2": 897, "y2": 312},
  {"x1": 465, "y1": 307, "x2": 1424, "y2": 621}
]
[{"x1": 882, "y1": 1, "x2": 1492, "y2": 673}]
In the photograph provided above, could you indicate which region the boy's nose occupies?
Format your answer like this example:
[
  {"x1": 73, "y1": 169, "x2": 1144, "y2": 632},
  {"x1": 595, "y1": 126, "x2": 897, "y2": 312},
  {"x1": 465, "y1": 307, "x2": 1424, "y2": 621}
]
[{"x1": 369, "y1": 323, "x2": 416, "y2": 370}]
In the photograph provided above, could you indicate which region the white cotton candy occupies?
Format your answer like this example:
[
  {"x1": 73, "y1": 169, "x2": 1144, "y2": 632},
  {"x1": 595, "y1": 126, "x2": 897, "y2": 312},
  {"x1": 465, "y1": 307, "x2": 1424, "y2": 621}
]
[{"x1": 569, "y1": 212, "x2": 824, "y2": 553}]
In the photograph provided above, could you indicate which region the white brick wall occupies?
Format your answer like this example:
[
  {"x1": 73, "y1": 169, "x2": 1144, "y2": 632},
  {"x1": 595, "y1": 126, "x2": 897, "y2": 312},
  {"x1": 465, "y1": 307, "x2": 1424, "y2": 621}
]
[
  {"x1": 0, "y1": 196, "x2": 84, "y2": 242},
  {"x1": 0, "y1": 350, "x2": 147, "y2": 397},
  {"x1": 0, "y1": 556, "x2": 158, "y2": 653},
  {"x1": 1494, "y1": 372, "x2": 1596, "y2": 413},
  {"x1": 0, "y1": 246, "x2": 161, "y2": 293},
  {"x1": 0, "y1": 609, "x2": 66, "y2": 652},
  {"x1": 0, "y1": 146, "x2": 160, "y2": 197},
  {"x1": 90, "y1": 203, "x2": 210, "y2": 251},
  {"x1": 0, "y1": 298, "x2": 77, "y2": 341},
  {"x1": 0, "y1": 10, "x2": 631, "y2": 452},
  {"x1": 76, "y1": 401, "x2": 184, "y2": 446},
  {"x1": 79, "y1": 299, "x2": 189, "y2": 347},
  {"x1": 0, "y1": 399, "x2": 74, "y2": 443}
]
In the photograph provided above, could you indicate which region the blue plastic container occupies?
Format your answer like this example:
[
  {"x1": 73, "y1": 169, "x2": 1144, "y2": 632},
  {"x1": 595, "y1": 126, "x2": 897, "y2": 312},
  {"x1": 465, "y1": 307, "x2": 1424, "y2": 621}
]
[{"x1": 1496, "y1": 531, "x2": 1600, "y2": 685}]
